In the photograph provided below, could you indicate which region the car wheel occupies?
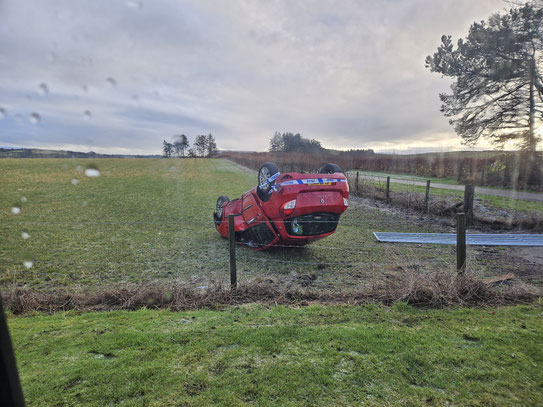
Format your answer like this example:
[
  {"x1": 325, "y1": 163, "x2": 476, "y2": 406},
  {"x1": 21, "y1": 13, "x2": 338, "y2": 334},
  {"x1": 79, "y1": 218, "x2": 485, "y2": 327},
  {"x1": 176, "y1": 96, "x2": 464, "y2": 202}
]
[
  {"x1": 214, "y1": 195, "x2": 230, "y2": 225},
  {"x1": 257, "y1": 162, "x2": 279, "y2": 202},
  {"x1": 318, "y1": 163, "x2": 342, "y2": 174}
]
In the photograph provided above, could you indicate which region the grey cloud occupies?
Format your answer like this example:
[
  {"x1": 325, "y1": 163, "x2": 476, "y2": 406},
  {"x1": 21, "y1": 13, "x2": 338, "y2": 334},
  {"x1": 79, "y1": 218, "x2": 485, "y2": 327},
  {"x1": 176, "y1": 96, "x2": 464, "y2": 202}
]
[{"x1": 0, "y1": 0, "x2": 508, "y2": 153}]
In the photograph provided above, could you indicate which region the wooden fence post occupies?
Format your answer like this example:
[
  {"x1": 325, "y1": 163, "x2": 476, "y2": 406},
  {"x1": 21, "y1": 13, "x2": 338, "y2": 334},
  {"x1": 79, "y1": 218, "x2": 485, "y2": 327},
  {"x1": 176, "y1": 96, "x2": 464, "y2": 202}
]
[
  {"x1": 385, "y1": 176, "x2": 390, "y2": 203},
  {"x1": 356, "y1": 171, "x2": 359, "y2": 194},
  {"x1": 424, "y1": 180, "x2": 431, "y2": 214},
  {"x1": 228, "y1": 214, "x2": 237, "y2": 288},
  {"x1": 463, "y1": 185, "x2": 475, "y2": 226},
  {"x1": 457, "y1": 213, "x2": 466, "y2": 273}
]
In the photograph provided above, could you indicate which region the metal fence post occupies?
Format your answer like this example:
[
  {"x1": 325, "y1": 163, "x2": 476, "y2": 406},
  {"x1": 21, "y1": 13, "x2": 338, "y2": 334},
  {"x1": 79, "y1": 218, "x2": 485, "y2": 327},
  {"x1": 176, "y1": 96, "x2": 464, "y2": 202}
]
[
  {"x1": 463, "y1": 184, "x2": 475, "y2": 226},
  {"x1": 385, "y1": 176, "x2": 390, "y2": 203},
  {"x1": 424, "y1": 180, "x2": 431, "y2": 214},
  {"x1": 228, "y1": 214, "x2": 237, "y2": 288},
  {"x1": 457, "y1": 213, "x2": 466, "y2": 273}
]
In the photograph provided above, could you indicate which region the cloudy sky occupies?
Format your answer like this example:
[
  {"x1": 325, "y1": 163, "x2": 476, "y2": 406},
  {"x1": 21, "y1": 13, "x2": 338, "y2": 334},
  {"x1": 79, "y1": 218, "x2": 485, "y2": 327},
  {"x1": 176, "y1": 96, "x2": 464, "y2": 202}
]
[{"x1": 0, "y1": 0, "x2": 511, "y2": 154}]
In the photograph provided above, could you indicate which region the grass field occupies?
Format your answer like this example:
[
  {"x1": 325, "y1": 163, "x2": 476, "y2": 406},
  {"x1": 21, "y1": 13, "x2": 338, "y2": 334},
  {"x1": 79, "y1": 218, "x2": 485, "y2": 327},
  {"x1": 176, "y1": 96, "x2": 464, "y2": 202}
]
[
  {"x1": 2, "y1": 158, "x2": 542, "y2": 406},
  {"x1": 8, "y1": 304, "x2": 543, "y2": 406},
  {"x1": 1, "y1": 158, "x2": 533, "y2": 293}
]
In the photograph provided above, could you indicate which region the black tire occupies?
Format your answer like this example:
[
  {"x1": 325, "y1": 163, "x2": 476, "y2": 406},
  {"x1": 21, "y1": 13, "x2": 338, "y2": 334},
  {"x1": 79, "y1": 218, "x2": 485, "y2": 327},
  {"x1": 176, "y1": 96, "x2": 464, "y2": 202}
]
[
  {"x1": 257, "y1": 162, "x2": 279, "y2": 202},
  {"x1": 214, "y1": 195, "x2": 230, "y2": 226},
  {"x1": 318, "y1": 163, "x2": 342, "y2": 174}
]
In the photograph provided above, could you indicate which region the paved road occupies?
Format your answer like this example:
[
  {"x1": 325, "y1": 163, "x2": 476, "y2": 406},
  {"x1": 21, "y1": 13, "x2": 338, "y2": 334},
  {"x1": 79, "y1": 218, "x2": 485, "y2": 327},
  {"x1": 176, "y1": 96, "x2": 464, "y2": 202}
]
[{"x1": 357, "y1": 174, "x2": 543, "y2": 203}]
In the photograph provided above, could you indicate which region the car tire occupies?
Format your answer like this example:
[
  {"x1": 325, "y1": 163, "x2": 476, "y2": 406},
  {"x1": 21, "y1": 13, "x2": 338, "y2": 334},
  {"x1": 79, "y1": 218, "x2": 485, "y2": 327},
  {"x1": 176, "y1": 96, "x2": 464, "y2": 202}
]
[
  {"x1": 214, "y1": 195, "x2": 230, "y2": 226},
  {"x1": 318, "y1": 163, "x2": 342, "y2": 174},
  {"x1": 257, "y1": 162, "x2": 279, "y2": 202}
]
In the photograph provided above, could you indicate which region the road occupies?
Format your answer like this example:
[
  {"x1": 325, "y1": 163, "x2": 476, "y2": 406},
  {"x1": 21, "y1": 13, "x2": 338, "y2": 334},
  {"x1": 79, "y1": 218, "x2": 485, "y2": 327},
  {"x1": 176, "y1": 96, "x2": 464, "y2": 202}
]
[{"x1": 357, "y1": 174, "x2": 543, "y2": 203}]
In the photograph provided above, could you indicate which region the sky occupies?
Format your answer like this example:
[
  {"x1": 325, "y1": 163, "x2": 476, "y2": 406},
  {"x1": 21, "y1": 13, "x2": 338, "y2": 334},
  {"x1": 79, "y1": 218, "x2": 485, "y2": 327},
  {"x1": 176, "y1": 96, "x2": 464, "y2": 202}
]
[{"x1": 0, "y1": 0, "x2": 516, "y2": 155}]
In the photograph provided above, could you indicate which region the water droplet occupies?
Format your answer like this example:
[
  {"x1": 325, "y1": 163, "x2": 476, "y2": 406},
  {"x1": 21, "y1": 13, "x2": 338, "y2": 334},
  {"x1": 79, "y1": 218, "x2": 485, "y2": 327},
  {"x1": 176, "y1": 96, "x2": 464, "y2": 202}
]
[
  {"x1": 83, "y1": 110, "x2": 92, "y2": 119},
  {"x1": 0, "y1": 107, "x2": 6, "y2": 118},
  {"x1": 85, "y1": 168, "x2": 100, "y2": 177},
  {"x1": 82, "y1": 200, "x2": 88, "y2": 206},
  {"x1": 126, "y1": 0, "x2": 143, "y2": 9},
  {"x1": 21, "y1": 196, "x2": 27, "y2": 203},
  {"x1": 23, "y1": 261, "x2": 33, "y2": 269},
  {"x1": 82, "y1": 85, "x2": 88, "y2": 92},
  {"x1": 38, "y1": 83, "x2": 49, "y2": 94},
  {"x1": 29, "y1": 112, "x2": 41, "y2": 124},
  {"x1": 11, "y1": 206, "x2": 21, "y2": 215},
  {"x1": 76, "y1": 165, "x2": 83, "y2": 172},
  {"x1": 131, "y1": 94, "x2": 139, "y2": 101},
  {"x1": 106, "y1": 77, "x2": 117, "y2": 87},
  {"x1": 21, "y1": 232, "x2": 30, "y2": 240},
  {"x1": 71, "y1": 178, "x2": 79, "y2": 185}
]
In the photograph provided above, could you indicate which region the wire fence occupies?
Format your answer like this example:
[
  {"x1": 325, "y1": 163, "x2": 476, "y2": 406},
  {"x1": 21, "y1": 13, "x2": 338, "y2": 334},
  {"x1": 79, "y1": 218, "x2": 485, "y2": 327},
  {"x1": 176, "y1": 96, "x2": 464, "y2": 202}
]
[
  {"x1": 1, "y1": 157, "x2": 540, "y2": 295},
  {"x1": 2, "y1": 208, "x2": 521, "y2": 294}
]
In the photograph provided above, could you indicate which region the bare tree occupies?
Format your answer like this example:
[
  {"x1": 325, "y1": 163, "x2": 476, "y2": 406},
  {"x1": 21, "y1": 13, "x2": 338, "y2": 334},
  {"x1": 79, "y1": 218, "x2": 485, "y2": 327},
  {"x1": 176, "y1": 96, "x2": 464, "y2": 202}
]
[
  {"x1": 173, "y1": 134, "x2": 189, "y2": 157},
  {"x1": 205, "y1": 134, "x2": 218, "y2": 157},
  {"x1": 162, "y1": 140, "x2": 173, "y2": 158},
  {"x1": 193, "y1": 135, "x2": 208, "y2": 157}
]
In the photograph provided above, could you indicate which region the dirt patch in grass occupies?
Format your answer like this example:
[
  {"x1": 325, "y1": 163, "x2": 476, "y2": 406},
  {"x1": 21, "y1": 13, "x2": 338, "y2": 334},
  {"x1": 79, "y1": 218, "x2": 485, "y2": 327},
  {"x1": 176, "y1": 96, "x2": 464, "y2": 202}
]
[{"x1": 3, "y1": 270, "x2": 540, "y2": 314}]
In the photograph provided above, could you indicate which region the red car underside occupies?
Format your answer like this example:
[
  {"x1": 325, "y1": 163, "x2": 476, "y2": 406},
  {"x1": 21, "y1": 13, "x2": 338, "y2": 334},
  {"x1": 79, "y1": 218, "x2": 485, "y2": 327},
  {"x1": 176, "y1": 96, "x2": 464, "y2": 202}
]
[{"x1": 215, "y1": 172, "x2": 349, "y2": 249}]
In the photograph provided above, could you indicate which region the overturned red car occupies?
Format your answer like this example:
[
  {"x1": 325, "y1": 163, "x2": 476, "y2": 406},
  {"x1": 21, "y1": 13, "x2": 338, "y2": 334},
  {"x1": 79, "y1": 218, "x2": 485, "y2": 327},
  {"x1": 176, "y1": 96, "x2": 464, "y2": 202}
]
[{"x1": 213, "y1": 162, "x2": 349, "y2": 249}]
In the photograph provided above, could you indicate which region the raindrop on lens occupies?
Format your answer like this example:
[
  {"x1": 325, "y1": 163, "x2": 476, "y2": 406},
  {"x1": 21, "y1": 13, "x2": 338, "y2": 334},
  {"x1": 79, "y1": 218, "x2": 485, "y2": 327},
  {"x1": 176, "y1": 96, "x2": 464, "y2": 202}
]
[
  {"x1": 11, "y1": 206, "x2": 21, "y2": 215},
  {"x1": 126, "y1": 0, "x2": 143, "y2": 9},
  {"x1": 76, "y1": 165, "x2": 83, "y2": 172},
  {"x1": 38, "y1": 83, "x2": 49, "y2": 94},
  {"x1": 71, "y1": 178, "x2": 79, "y2": 185},
  {"x1": 0, "y1": 107, "x2": 6, "y2": 118},
  {"x1": 85, "y1": 168, "x2": 100, "y2": 177},
  {"x1": 106, "y1": 77, "x2": 117, "y2": 87},
  {"x1": 21, "y1": 196, "x2": 27, "y2": 202},
  {"x1": 21, "y1": 232, "x2": 30, "y2": 240},
  {"x1": 83, "y1": 110, "x2": 92, "y2": 119},
  {"x1": 29, "y1": 112, "x2": 41, "y2": 124},
  {"x1": 23, "y1": 261, "x2": 33, "y2": 269}
]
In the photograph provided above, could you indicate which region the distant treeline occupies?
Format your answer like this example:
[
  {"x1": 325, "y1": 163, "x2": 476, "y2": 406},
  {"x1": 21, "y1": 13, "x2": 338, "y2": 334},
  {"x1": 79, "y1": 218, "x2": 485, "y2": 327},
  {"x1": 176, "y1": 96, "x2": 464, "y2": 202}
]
[
  {"x1": 221, "y1": 150, "x2": 543, "y2": 190},
  {"x1": 162, "y1": 134, "x2": 218, "y2": 158},
  {"x1": 0, "y1": 148, "x2": 159, "y2": 159}
]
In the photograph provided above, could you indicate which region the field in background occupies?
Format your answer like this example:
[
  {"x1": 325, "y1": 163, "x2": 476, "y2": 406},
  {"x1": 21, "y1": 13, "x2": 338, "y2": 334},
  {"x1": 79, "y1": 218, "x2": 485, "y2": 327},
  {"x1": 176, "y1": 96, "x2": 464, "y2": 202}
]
[{"x1": 1, "y1": 158, "x2": 538, "y2": 294}]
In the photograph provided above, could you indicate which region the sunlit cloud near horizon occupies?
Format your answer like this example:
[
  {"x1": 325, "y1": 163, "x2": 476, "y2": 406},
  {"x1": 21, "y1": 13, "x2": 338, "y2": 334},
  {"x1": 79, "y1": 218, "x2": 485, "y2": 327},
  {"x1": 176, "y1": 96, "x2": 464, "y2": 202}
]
[{"x1": 0, "y1": 0, "x2": 516, "y2": 155}]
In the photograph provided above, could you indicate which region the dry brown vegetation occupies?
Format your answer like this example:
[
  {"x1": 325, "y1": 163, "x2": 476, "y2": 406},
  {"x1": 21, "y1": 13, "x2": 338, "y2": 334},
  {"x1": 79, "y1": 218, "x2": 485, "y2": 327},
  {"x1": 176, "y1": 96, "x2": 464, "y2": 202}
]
[{"x1": 3, "y1": 270, "x2": 540, "y2": 314}]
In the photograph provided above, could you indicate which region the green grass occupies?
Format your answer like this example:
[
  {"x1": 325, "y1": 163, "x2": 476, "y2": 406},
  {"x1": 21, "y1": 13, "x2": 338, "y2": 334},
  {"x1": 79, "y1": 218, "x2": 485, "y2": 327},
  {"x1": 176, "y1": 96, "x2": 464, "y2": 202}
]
[
  {"x1": 8, "y1": 304, "x2": 543, "y2": 406},
  {"x1": 0, "y1": 158, "x2": 534, "y2": 291}
]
